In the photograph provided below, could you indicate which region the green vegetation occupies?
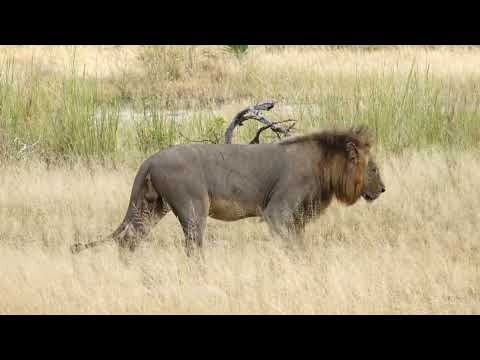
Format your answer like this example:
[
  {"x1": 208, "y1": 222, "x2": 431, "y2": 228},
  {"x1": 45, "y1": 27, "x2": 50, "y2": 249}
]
[
  {"x1": 225, "y1": 45, "x2": 249, "y2": 58},
  {"x1": 1, "y1": 46, "x2": 479, "y2": 165}
]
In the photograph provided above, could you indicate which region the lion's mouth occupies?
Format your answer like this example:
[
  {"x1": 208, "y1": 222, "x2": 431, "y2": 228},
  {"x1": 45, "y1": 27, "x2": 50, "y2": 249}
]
[{"x1": 363, "y1": 194, "x2": 376, "y2": 202}]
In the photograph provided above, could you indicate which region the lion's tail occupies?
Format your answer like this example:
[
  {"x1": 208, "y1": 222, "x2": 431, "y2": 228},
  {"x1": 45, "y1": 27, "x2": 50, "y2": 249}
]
[{"x1": 110, "y1": 159, "x2": 152, "y2": 239}]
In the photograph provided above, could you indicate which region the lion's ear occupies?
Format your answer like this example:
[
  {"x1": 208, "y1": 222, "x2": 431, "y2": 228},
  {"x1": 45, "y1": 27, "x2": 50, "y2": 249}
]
[{"x1": 346, "y1": 141, "x2": 359, "y2": 164}]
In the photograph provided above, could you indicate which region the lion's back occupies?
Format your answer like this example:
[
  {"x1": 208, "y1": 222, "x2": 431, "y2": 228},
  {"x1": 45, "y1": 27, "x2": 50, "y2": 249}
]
[{"x1": 148, "y1": 143, "x2": 286, "y2": 217}]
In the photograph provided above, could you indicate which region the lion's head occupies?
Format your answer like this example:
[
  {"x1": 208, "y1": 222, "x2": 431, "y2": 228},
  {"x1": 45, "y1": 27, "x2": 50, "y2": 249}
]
[
  {"x1": 361, "y1": 158, "x2": 385, "y2": 202},
  {"x1": 280, "y1": 126, "x2": 385, "y2": 207},
  {"x1": 336, "y1": 127, "x2": 385, "y2": 204},
  {"x1": 312, "y1": 126, "x2": 385, "y2": 205}
]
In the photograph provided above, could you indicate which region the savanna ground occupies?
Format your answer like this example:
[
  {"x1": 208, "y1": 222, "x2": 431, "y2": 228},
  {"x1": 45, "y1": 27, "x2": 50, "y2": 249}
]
[{"x1": 0, "y1": 45, "x2": 479, "y2": 314}]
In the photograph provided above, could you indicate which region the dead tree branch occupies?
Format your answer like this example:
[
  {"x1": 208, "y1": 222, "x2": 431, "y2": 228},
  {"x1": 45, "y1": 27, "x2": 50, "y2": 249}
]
[
  {"x1": 249, "y1": 119, "x2": 297, "y2": 144},
  {"x1": 224, "y1": 100, "x2": 296, "y2": 144}
]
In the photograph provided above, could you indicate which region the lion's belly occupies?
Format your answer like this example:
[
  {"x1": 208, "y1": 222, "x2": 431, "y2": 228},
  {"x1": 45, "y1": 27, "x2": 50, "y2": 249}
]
[{"x1": 208, "y1": 198, "x2": 261, "y2": 221}]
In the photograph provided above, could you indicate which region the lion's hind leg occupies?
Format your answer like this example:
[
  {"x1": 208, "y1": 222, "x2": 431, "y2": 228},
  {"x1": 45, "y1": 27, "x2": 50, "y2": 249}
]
[
  {"x1": 164, "y1": 195, "x2": 208, "y2": 257},
  {"x1": 115, "y1": 198, "x2": 170, "y2": 252},
  {"x1": 114, "y1": 174, "x2": 171, "y2": 252}
]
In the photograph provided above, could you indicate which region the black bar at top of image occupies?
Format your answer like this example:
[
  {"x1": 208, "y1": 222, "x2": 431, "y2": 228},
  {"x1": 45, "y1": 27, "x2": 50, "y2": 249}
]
[
  {"x1": 1, "y1": 5, "x2": 480, "y2": 45},
  {"x1": 1, "y1": 30, "x2": 480, "y2": 45}
]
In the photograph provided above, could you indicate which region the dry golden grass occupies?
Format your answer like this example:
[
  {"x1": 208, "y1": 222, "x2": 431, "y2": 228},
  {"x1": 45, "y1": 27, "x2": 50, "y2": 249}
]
[
  {"x1": 1, "y1": 150, "x2": 479, "y2": 314},
  {"x1": 3, "y1": 45, "x2": 480, "y2": 79},
  {"x1": 1, "y1": 46, "x2": 479, "y2": 314},
  {"x1": 0, "y1": 45, "x2": 143, "y2": 78},
  {"x1": 3, "y1": 45, "x2": 480, "y2": 103}
]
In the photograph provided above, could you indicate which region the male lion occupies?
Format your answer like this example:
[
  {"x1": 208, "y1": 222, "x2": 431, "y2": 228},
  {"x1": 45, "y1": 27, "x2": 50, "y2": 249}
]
[{"x1": 71, "y1": 126, "x2": 385, "y2": 255}]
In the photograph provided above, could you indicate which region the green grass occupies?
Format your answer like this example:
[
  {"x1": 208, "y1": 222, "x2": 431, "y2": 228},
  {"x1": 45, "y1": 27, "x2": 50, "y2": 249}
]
[
  {"x1": 225, "y1": 45, "x2": 249, "y2": 58},
  {"x1": 0, "y1": 57, "x2": 119, "y2": 163},
  {"x1": 285, "y1": 64, "x2": 480, "y2": 152},
  {"x1": 1, "y1": 47, "x2": 479, "y2": 165}
]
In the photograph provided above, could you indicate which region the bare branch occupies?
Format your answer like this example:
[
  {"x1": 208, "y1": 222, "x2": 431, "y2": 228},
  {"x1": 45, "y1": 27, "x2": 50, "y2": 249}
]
[
  {"x1": 224, "y1": 107, "x2": 255, "y2": 144},
  {"x1": 224, "y1": 100, "x2": 296, "y2": 144},
  {"x1": 249, "y1": 119, "x2": 297, "y2": 144}
]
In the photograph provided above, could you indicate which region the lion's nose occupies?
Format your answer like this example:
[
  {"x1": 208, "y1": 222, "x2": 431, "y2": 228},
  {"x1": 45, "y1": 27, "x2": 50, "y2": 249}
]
[{"x1": 381, "y1": 186, "x2": 386, "y2": 193}]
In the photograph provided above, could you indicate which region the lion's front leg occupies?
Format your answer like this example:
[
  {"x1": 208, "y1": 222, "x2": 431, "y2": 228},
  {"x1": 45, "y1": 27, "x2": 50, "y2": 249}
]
[
  {"x1": 263, "y1": 205, "x2": 299, "y2": 241},
  {"x1": 263, "y1": 189, "x2": 309, "y2": 241}
]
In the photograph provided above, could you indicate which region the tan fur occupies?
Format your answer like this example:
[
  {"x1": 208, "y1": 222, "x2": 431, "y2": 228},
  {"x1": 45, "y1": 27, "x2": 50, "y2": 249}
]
[{"x1": 72, "y1": 127, "x2": 385, "y2": 256}]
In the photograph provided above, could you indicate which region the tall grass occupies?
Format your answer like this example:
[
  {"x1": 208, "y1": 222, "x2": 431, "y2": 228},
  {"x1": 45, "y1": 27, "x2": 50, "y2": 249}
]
[
  {"x1": 134, "y1": 101, "x2": 179, "y2": 154},
  {"x1": 1, "y1": 150, "x2": 479, "y2": 314},
  {"x1": 225, "y1": 45, "x2": 249, "y2": 58},
  {"x1": 49, "y1": 78, "x2": 119, "y2": 161},
  {"x1": 277, "y1": 62, "x2": 480, "y2": 152},
  {"x1": 1, "y1": 46, "x2": 480, "y2": 314},
  {"x1": 0, "y1": 56, "x2": 119, "y2": 162},
  {"x1": 1, "y1": 46, "x2": 479, "y2": 163}
]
